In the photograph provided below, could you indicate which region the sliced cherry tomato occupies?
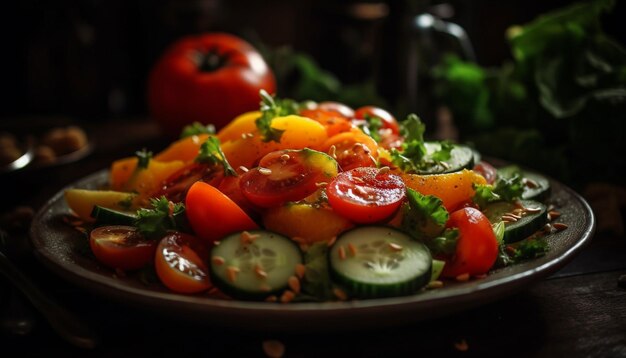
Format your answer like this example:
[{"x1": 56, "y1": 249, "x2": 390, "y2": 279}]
[
  {"x1": 322, "y1": 131, "x2": 378, "y2": 171},
  {"x1": 217, "y1": 174, "x2": 259, "y2": 217},
  {"x1": 90, "y1": 226, "x2": 157, "y2": 271},
  {"x1": 240, "y1": 149, "x2": 338, "y2": 208},
  {"x1": 154, "y1": 232, "x2": 212, "y2": 293},
  {"x1": 354, "y1": 106, "x2": 400, "y2": 135},
  {"x1": 473, "y1": 161, "x2": 497, "y2": 185},
  {"x1": 317, "y1": 101, "x2": 355, "y2": 118},
  {"x1": 441, "y1": 207, "x2": 499, "y2": 278},
  {"x1": 299, "y1": 109, "x2": 353, "y2": 137},
  {"x1": 186, "y1": 181, "x2": 258, "y2": 243},
  {"x1": 327, "y1": 167, "x2": 406, "y2": 223},
  {"x1": 156, "y1": 163, "x2": 222, "y2": 203}
]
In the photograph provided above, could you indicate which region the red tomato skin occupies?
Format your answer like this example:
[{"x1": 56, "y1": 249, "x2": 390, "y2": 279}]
[
  {"x1": 89, "y1": 226, "x2": 157, "y2": 271},
  {"x1": 185, "y1": 181, "x2": 258, "y2": 243},
  {"x1": 354, "y1": 106, "x2": 400, "y2": 135},
  {"x1": 148, "y1": 33, "x2": 276, "y2": 135},
  {"x1": 327, "y1": 167, "x2": 405, "y2": 223},
  {"x1": 473, "y1": 161, "x2": 497, "y2": 185},
  {"x1": 441, "y1": 207, "x2": 499, "y2": 278},
  {"x1": 317, "y1": 101, "x2": 355, "y2": 118},
  {"x1": 155, "y1": 232, "x2": 212, "y2": 294}
]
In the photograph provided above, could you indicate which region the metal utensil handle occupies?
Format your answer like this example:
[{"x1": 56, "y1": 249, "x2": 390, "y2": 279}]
[
  {"x1": 432, "y1": 15, "x2": 476, "y2": 62},
  {"x1": 0, "y1": 250, "x2": 98, "y2": 349}
]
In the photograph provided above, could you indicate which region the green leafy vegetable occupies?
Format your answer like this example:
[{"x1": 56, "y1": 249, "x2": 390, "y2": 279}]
[
  {"x1": 195, "y1": 137, "x2": 236, "y2": 177},
  {"x1": 401, "y1": 188, "x2": 448, "y2": 240},
  {"x1": 390, "y1": 114, "x2": 427, "y2": 173},
  {"x1": 135, "y1": 148, "x2": 153, "y2": 170},
  {"x1": 301, "y1": 242, "x2": 334, "y2": 300},
  {"x1": 472, "y1": 172, "x2": 524, "y2": 208},
  {"x1": 180, "y1": 122, "x2": 216, "y2": 138},
  {"x1": 135, "y1": 197, "x2": 186, "y2": 240},
  {"x1": 256, "y1": 90, "x2": 298, "y2": 143},
  {"x1": 357, "y1": 114, "x2": 383, "y2": 142},
  {"x1": 492, "y1": 221, "x2": 506, "y2": 244},
  {"x1": 427, "y1": 228, "x2": 459, "y2": 256},
  {"x1": 512, "y1": 237, "x2": 549, "y2": 261}
]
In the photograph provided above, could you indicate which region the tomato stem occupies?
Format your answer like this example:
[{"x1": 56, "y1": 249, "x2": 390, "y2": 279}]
[{"x1": 198, "y1": 49, "x2": 227, "y2": 72}]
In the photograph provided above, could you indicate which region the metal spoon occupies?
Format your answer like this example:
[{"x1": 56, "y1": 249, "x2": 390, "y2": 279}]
[{"x1": 0, "y1": 250, "x2": 99, "y2": 348}]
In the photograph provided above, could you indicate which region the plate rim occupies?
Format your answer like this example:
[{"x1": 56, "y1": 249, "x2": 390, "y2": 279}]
[{"x1": 29, "y1": 168, "x2": 596, "y2": 327}]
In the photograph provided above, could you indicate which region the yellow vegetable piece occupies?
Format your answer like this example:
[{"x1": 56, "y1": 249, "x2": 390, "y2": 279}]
[
  {"x1": 110, "y1": 157, "x2": 137, "y2": 191},
  {"x1": 263, "y1": 203, "x2": 354, "y2": 245},
  {"x1": 126, "y1": 160, "x2": 186, "y2": 199},
  {"x1": 216, "y1": 111, "x2": 261, "y2": 143},
  {"x1": 401, "y1": 169, "x2": 487, "y2": 212},
  {"x1": 154, "y1": 134, "x2": 210, "y2": 162},
  {"x1": 64, "y1": 189, "x2": 137, "y2": 221}
]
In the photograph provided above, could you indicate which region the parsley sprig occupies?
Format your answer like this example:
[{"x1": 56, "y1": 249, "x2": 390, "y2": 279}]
[
  {"x1": 357, "y1": 114, "x2": 383, "y2": 142},
  {"x1": 256, "y1": 90, "x2": 299, "y2": 143},
  {"x1": 195, "y1": 137, "x2": 237, "y2": 177},
  {"x1": 180, "y1": 122, "x2": 216, "y2": 139},
  {"x1": 135, "y1": 197, "x2": 187, "y2": 239},
  {"x1": 135, "y1": 148, "x2": 153, "y2": 169},
  {"x1": 472, "y1": 172, "x2": 525, "y2": 208}
]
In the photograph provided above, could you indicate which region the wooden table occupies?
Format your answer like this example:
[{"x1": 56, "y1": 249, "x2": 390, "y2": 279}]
[{"x1": 1, "y1": 118, "x2": 625, "y2": 357}]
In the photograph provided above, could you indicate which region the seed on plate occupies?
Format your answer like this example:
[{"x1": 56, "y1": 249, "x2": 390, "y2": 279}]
[
  {"x1": 548, "y1": 210, "x2": 561, "y2": 220},
  {"x1": 227, "y1": 266, "x2": 240, "y2": 283},
  {"x1": 377, "y1": 166, "x2": 390, "y2": 175},
  {"x1": 523, "y1": 178, "x2": 539, "y2": 188},
  {"x1": 501, "y1": 215, "x2": 518, "y2": 222},
  {"x1": 258, "y1": 167, "x2": 272, "y2": 175},
  {"x1": 262, "y1": 340, "x2": 285, "y2": 358},
  {"x1": 454, "y1": 339, "x2": 469, "y2": 352},
  {"x1": 347, "y1": 243, "x2": 357, "y2": 256},
  {"x1": 255, "y1": 265, "x2": 268, "y2": 279},
  {"x1": 212, "y1": 256, "x2": 225, "y2": 266},
  {"x1": 456, "y1": 273, "x2": 470, "y2": 282},
  {"x1": 524, "y1": 206, "x2": 542, "y2": 213},
  {"x1": 338, "y1": 246, "x2": 347, "y2": 260},
  {"x1": 553, "y1": 222, "x2": 568, "y2": 231},
  {"x1": 328, "y1": 145, "x2": 337, "y2": 159},
  {"x1": 388, "y1": 243, "x2": 403, "y2": 251},
  {"x1": 315, "y1": 182, "x2": 328, "y2": 188},
  {"x1": 241, "y1": 231, "x2": 260, "y2": 245},
  {"x1": 543, "y1": 223, "x2": 553, "y2": 233},
  {"x1": 506, "y1": 212, "x2": 522, "y2": 219},
  {"x1": 333, "y1": 287, "x2": 348, "y2": 301},
  {"x1": 239, "y1": 166, "x2": 249, "y2": 173},
  {"x1": 327, "y1": 236, "x2": 337, "y2": 247},
  {"x1": 288, "y1": 276, "x2": 301, "y2": 293},
  {"x1": 295, "y1": 264, "x2": 306, "y2": 279},
  {"x1": 427, "y1": 280, "x2": 444, "y2": 289},
  {"x1": 280, "y1": 290, "x2": 295, "y2": 303}
]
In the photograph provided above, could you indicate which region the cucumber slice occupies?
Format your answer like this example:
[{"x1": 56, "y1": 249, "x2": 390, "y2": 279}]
[
  {"x1": 329, "y1": 226, "x2": 432, "y2": 298},
  {"x1": 210, "y1": 230, "x2": 303, "y2": 300},
  {"x1": 483, "y1": 200, "x2": 548, "y2": 243},
  {"x1": 90, "y1": 205, "x2": 137, "y2": 226},
  {"x1": 418, "y1": 142, "x2": 475, "y2": 174},
  {"x1": 497, "y1": 165, "x2": 551, "y2": 201}
]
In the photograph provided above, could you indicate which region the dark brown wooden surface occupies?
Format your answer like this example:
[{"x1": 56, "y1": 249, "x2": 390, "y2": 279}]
[{"x1": 1, "y1": 118, "x2": 625, "y2": 357}]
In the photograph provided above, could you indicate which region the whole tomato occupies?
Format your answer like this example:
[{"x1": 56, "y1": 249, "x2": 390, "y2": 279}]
[{"x1": 148, "y1": 33, "x2": 276, "y2": 135}]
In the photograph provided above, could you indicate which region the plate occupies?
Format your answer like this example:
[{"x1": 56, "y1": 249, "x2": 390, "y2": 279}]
[{"x1": 30, "y1": 169, "x2": 595, "y2": 330}]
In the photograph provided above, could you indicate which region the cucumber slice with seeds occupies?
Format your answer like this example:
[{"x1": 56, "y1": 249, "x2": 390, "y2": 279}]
[
  {"x1": 90, "y1": 205, "x2": 137, "y2": 226},
  {"x1": 418, "y1": 142, "x2": 475, "y2": 174},
  {"x1": 210, "y1": 230, "x2": 303, "y2": 300},
  {"x1": 483, "y1": 200, "x2": 548, "y2": 243},
  {"x1": 329, "y1": 226, "x2": 432, "y2": 298}
]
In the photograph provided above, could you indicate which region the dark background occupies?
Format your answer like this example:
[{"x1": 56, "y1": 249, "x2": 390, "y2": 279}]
[{"x1": 1, "y1": 0, "x2": 624, "y2": 121}]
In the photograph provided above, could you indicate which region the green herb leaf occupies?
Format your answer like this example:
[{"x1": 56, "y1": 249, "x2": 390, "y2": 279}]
[
  {"x1": 492, "y1": 221, "x2": 506, "y2": 245},
  {"x1": 430, "y1": 141, "x2": 454, "y2": 162},
  {"x1": 180, "y1": 122, "x2": 216, "y2": 139},
  {"x1": 472, "y1": 184, "x2": 501, "y2": 209},
  {"x1": 427, "y1": 228, "x2": 459, "y2": 256},
  {"x1": 195, "y1": 137, "x2": 236, "y2": 177},
  {"x1": 494, "y1": 172, "x2": 525, "y2": 202},
  {"x1": 391, "y1": 114, "x2": 428, "y2": 173},
  {"x1": 135, "y1": 148, "x2": 153, "y2": 169},
  {"x1": 301, "y1": 242, "x2": 334, "y2": 301},
  {"x1": 135, "y1": 197, "x2": 186, "y2": 240},
  {"x1": 358, "y1": 114, "x2": 383, "y2": 142},
  {"x1": 256, "y1": 90, "x2": 299, "y2": 142},
  {"x1": 401, "y1": 188, "x2": 449, "y2": 240}
]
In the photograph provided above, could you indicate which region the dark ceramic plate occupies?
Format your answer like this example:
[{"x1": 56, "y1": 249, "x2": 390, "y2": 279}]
[{"x1": 30, "y1": 169, "x2": 595, "y2": 331}]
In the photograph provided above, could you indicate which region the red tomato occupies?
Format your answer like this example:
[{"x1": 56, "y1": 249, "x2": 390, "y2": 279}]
[
  {"x1": 155, "y1": 232, "x2": 212, "y2": 293},
  {"x1": 354, "y1": 106, "x2": 400, "y2": 135},
  {"x1": 148, "y1": 33, "x2": 276, "y2": 135},
  {"x1": 323, "y1": 131, "x2": 378, "y2": 171},
  {"x1": 299, "y1": 109, "x2": 353, "y2": 137},
  {"x1": 327, "y1": 167, "x2": 406, "y2": 223},
  {"x1": 156, "y1": 163, "x2": 222, "y2": 203},
  {"x1": 441, "y1": 207, "x2": 499, "y2": 278},
  {"x1": 317, "y1": 101, "x2": 355, "y2": 118},
  {"x1": 473, "y1": 161, "x2": 497, "y2": 185},
  {"x1": 217, "y1": 174, "x2": 258, "y2": 216},
  {"x1": 186, "y1": 181, "x2": 258, "y2": 243},
  {"x1": 240, "y1": 149, "x2": 338, "y2": 208},
  {"x1": 89, "y1": 226, "x2": 157, "y2": 271}
]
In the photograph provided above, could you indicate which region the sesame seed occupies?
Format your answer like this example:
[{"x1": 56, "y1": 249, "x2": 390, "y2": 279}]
[
  {"x1": 338, "y1": 246, "x2": 347, "y2": 260},
  {"x1": 329, "y1": 145, "x2": 337, "y2": 158},
  {"x1": 241, "y1": 133, "x2": 247, "y2": 139},
  {"x1": 239, "y1": 166, "x2": 249, "y2": 173},
  {"x1": 427, "y1": 280, "x2": 444, "y2": 289},
  {"x1": 262, "y1": 340, "x2": 285, "y2": 358},
  {"x1": 523, "y1": 178, "x2": 538, "y2": 188},
  {"x1": 241, "y1": 231, "x2": 260, "y2": 245},
  {"x1": 548, "y1": 210, "x2": 561, "y2": 220},
  {"x1": 543, "y1": 223, "x2": 553, "y2": 233},
  {"x1": 280, "y1": 154, "x2": 290, "y2": 162},
  {"x1": 333, "y1": 288, "x2": 348, "y2": 301},
  {"x1": 258, "y1": 167, "x2": 272, "y2": 175},
  {"x1": 440, "y1": 161, "x2": 451, "y2": 169},
  {"x1": 295, "y1": 264, "x2": 306, "y2": 279},
  {"x1": 212, "y1": 256, "x2": 225, "y2": 266},
  {"x1": 501, "y1": 215, "x2": 518, "y2": 222},
  {"x1": 227, "y1": 266, "x2": 240, "y2": 283},
  {"x1": 553, "y1": 223, "x2": 568, "y2": 231},
  {"x1": 352, "y1": 177, "x2": 365, "y2": 184},
  {"x1": 377, "y1": 166, "x2": 390, "y2": 175},
  {"x1": 456, "y1": 273, "x2": 470, "y2": 282},
  {"x1": 388, "y1": 243, "x2": 403, "y2": 251},
  {"x1": 327, "y1": 236, "x2": 337, "y2": 247},
  {"x1": 355, "y1": 186, "x2": 368, "y2": 195},
  {"x1": 315, "y1": 182, "x2": 328, "y2": 188},
  {"x1": 280, "y1": 290, "x2": 295, "y2": 303},
  {"x1": 524, "y1": 206, "x2": 542, "y2": 213},
  {"x1": 288, "y1": 276, "x2": 301, "y2": 293},
  {"x1": 347, "y1": 243, "x2": 357, "y2": 256},
  {"x1": 255, "y1": 265, "x2": 268, "y2": 279}
]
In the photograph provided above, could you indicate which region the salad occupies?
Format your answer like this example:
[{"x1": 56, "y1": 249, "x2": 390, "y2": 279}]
[{"x1": 64, "y1": 90, "x2": 566, "y2": 302}]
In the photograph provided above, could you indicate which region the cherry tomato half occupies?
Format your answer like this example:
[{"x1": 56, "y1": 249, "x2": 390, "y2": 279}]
[
  {"x1": 299, "y1": 109, "x2": 353, "y2": 137},
  {"x1": 322, "y1": 131, "x2": 378, "y2": 171},
  {"x1": 240, "y1": 149, "x2": 338, "y2": 208},
  {"x1": 327, "y1": 167, "x2": 406, "y2": 223},
  {"x1": 156, "y1": 163, "x2": 222, "y2": 203},
  {"x1": 317, "y1": 101, "x2": 355, "y2": 118},
  {"x1": 354, "y1": 106, "x2": 400, "y2": 135},
  {"x1": 155, "y1": 232, "x2": 212, "y2": 293},
  {"x1": 473, "y1": 161, "x2": 497, "y2": 185},
  {"x1": 186, "y1": 181, "x2": 258, "y2": 243},
  {"x1": 90, "y1": 226, "x2": 157, "y2": 271},
  {"x1": 441, "y1": 207, "x2": 499, "y2": 278}
]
